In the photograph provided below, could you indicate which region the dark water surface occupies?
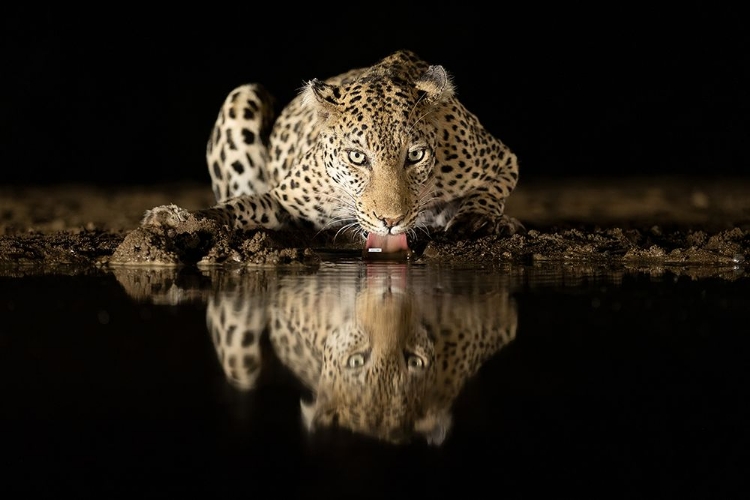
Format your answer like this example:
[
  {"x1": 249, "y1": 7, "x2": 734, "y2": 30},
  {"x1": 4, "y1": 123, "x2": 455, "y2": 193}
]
[{"x1": 1, "y1": 259, "x2": 747, "y2": 498}]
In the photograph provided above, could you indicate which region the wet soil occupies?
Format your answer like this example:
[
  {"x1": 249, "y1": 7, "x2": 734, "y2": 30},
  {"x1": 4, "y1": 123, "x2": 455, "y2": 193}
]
[{"x1": 1, "y1": 176, "x2": 749, "y2": 277}]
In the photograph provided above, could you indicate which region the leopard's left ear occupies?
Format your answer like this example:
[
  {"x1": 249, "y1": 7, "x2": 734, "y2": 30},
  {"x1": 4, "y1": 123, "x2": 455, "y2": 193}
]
[
  {"x1": 415, "y1": 65, "x2": 455, "y2": 104},
  {"x1": 301, "y1": 78, "x2": 341, "y2": 121}
]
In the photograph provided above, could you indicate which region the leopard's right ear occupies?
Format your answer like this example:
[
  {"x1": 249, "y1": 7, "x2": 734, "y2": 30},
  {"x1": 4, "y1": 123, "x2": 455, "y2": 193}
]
[{"x1": 300, "y1": 78, "x2": 341, "y2": 122}]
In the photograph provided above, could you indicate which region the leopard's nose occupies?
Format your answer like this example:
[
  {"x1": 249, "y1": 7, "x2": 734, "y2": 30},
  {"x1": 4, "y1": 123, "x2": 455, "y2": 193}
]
[
  {"x1": 376, "y1": 214, "x2": 404, "y2": 228},
  {"x1": 372, "y1": 212, "x2": 405, "y2": 229}
]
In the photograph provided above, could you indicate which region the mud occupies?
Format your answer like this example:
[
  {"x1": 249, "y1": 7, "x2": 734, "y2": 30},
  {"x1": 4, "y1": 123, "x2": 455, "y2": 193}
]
[{"x1": 1, "y1": 176, "x2": 748, "y2": 276}]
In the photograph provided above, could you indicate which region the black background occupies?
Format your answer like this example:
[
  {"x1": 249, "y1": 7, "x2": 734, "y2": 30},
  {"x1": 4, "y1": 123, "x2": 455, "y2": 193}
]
[{"x1": 2, "y1": 3, "x2": 748, "y2": 186}]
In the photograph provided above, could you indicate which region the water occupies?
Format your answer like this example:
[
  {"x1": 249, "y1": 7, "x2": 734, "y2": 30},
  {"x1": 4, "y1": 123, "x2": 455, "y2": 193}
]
[{"x1": 1, "y1": 259, "x2": 747, "y2": 497}]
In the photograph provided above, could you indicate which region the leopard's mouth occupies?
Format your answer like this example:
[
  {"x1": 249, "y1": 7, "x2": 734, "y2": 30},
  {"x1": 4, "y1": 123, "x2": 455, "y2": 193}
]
[{"x1": 363, "y1": 233, "x2": 411, "y2": 260}]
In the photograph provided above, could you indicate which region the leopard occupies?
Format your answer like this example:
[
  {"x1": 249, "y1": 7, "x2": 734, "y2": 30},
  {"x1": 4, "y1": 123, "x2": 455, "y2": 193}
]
[
  {"x1": 205, "y1": 263, "x2": 518, "y2": 445},
  {"x1": 140, "y1": 49, "x2": 522, "y2": 256}
]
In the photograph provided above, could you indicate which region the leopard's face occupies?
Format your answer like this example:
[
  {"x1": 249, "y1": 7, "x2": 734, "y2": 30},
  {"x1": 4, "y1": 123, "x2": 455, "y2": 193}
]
[
  {"x1": 322, "y1": 101, "x2": 438, "y2": 238},
  {"x1": 302, "y1": 58, "x2": 454, "y2": 240}
]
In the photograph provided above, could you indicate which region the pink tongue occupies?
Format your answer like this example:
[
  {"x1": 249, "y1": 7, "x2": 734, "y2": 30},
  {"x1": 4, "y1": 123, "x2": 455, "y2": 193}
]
[{"x1": 365, "y1": 233, "x2": 409, "y2": 254}]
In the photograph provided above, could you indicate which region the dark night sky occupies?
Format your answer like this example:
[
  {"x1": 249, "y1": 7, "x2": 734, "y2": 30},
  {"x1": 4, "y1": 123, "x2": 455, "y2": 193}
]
[{"x1": 2, "y1": 3, "x2": 748, "y2": 186}]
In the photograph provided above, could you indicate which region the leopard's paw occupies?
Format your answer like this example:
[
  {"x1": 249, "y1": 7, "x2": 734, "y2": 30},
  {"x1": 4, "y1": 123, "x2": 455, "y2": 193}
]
[
  {"x1": 141, "y1": 204, "x2": 193, "y2": 229},
  {"x1": 494, "y1": 215, "x2": 526, "y2": 236},
  {"x1": 112, "y1": 204, "x2": 224, "y2": 266},
  {"x1": 445, "y1": 213, "x2": 525, "y2": 239}
]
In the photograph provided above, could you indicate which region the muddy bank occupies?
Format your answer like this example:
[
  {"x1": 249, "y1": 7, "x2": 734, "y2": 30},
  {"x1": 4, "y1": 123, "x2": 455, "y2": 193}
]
[{"x1": 1, "y1": 176, "x2": 749, "y2": 276}]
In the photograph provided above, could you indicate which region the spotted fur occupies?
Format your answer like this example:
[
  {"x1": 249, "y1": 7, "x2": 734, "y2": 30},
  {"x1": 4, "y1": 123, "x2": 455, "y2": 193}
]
[
  {"x1": 142, "y1": 50, "x2": 522, "y2": 241},
  {"x1": 206, "y1": 265, "x2": 518, "y2": 445}
]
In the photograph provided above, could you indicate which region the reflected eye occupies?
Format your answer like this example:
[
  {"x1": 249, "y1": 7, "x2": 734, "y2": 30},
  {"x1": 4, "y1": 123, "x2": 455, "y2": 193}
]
[
  {"x1": 347, "y1": 353, "x2": 366, "y2": 368},
  {"x1": 406, "y1": 148, "x2": 426, "y2": 164},
  {"x1": 406, "y1": 354, "x2": 425, "y2": 369},
  {"x1": 347, "y1": 150, "x2": 367, "y2": 166}
]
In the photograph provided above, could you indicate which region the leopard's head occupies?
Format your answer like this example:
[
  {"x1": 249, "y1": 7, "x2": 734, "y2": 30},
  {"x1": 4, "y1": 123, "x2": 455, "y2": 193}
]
[{"x1": 301, "y1": 50, "x2": 454, "y2": 249}]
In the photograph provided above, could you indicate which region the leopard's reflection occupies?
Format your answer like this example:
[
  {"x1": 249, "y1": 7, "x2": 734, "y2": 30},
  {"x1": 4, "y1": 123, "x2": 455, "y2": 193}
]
[{"x1": 206, "y1": 263, "x2": 517, "y2": 446}]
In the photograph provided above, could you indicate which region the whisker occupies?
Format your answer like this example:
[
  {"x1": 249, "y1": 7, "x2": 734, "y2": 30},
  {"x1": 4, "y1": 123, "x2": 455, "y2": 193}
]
[
  {"x1": 317, "y1": 214, "x2": 357, "y2": 237},
  {"x1": 407, "y1": 110, "x2": 435, "y2": 136},
  {"x1": 333, "y1": 222, "x2": 361, "y2": 241},
  {"x1": 406, "y1": 90, "x2": 428, "y2": 125},
  {"x1": 413, "y1": 224, "x2": 428, "y2": 237}
]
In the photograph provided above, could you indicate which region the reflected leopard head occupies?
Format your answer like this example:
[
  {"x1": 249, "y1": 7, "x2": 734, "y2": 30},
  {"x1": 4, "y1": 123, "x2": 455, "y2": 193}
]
[{"x1": 300, "y1": 284, "x2": 451, "y2": 445}]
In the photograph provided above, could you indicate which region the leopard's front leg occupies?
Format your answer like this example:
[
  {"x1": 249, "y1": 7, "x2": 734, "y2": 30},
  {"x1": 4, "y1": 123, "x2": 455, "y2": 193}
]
[
  {"x1": 140, "y1": 192, "x2": 293, "y2": 232},
  {"x1": 444, "y1": 189, "x2": 525, "y2": 238},
  {"x1": 433, "y1": 121, "x2": 523, "y2": 238}
]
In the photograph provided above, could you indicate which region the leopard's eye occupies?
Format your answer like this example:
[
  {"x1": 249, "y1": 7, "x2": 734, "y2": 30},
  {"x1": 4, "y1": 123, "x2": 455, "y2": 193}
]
[
  {"x1": 347, "y1": 150, "x2": 367, "y2": 166},
  {"x1": 406, "y1": 148, "x2": 426, "y2": 164},
  {"x1": 347, "y1": 353, "x2": 366, "y2": 368},
  {"x1": 406, "y1": 353, "x2": 425, "y2": 369}
]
